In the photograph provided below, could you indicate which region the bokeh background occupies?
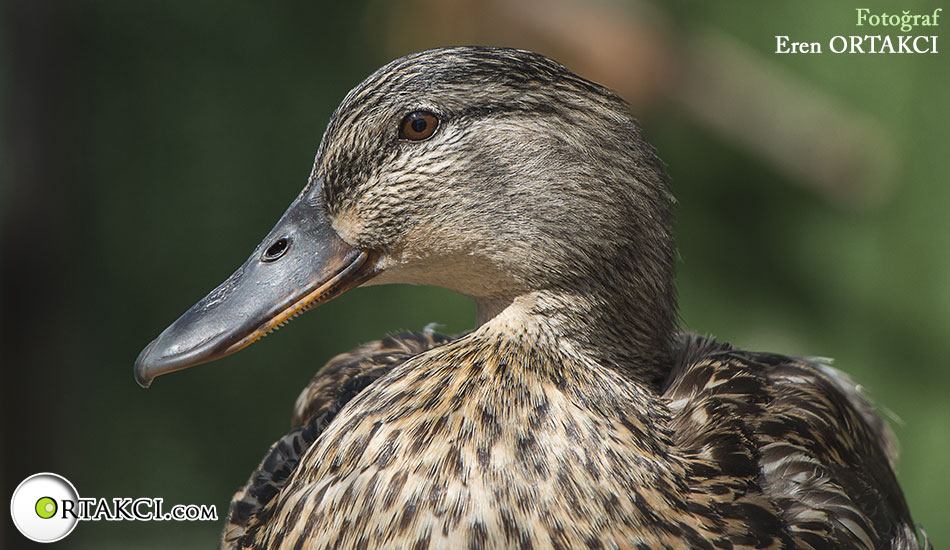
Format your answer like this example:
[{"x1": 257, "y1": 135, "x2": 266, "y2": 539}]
[{"x1": 3, "y1": 0, "x2": 947, "y2": 548}]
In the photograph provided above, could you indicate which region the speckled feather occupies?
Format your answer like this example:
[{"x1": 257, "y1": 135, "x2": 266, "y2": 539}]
[
  {"x1": 217, "y1": 47, "x2": 925, "y2": 549},
  {"x1": 222, "y1": 331, "x2": 452, "y2": 547},
  {"x1": 222, "y1": 330, "x2": 923, "y2": 549}
]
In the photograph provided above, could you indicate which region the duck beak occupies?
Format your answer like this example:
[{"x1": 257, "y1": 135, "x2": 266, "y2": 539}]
[{"x1": 134, "y1": 178, "x2": 376, "y2": 388}]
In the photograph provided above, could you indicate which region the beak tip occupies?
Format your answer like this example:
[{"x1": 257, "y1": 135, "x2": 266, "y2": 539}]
[{"x1": 134, "y1": 340, "x2": 157, "y2": 389}]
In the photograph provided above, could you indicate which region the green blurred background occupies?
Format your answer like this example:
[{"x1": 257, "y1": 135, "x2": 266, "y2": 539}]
[{"x1": 2, "y1": 1, "x2": 947, "y2": 548}]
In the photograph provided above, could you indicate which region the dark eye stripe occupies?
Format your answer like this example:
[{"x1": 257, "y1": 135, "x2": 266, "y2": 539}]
[{"x1": 399, "y1": 111, "x2": 440, "y2": 141}]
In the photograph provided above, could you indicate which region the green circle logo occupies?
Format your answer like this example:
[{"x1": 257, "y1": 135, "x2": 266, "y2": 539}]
[
  {"x1": 35, "y1": 497, "x2": 57, "y2": 519},
  {"x1": 12, "y1": 473, "x2": 79, "y2": 542}
]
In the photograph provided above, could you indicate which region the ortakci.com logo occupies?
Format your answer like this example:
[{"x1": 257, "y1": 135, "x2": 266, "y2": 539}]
[{"x1": 11, "y1": 472, "x2": 218, "y2": 543}]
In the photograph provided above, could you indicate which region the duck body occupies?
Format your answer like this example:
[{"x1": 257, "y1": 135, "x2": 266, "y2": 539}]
[
  {"x1": 132, "y1": 47, "x2": 925, "y2": 549},
  {"x1": 224, "y1": 326, "x2": 918, "y2": 550}
]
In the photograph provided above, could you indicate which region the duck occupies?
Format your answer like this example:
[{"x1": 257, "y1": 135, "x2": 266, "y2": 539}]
[{"x1": 134, "y1": 47, "x2": 927, "y2": 549}]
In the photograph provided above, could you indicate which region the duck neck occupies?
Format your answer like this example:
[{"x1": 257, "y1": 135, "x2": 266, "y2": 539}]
[{"x1": 475, "y1": 285, "x2": 675, "y2": 389}]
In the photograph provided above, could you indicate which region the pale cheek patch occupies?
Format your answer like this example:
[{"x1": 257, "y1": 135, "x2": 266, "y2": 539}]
[{"x1": 330, "y1": 209, "x2": 367, "y2": 248}]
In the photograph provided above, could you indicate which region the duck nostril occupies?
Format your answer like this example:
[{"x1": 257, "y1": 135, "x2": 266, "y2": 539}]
[{"x1": 262, "y1": 237, "x2": 290, "y2": 262}]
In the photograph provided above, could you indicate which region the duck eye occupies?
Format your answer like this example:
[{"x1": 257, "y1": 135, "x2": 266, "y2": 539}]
[{"x1": 399, "y1": 111, "x2": 439, "y2": 141}]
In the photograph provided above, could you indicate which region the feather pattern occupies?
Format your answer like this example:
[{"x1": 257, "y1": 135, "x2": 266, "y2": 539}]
[
  {"x1": 222, "y1": 331, "x2": 452, "y2": 547},
  {"x1": 220, "y1": 331, "x2": 926, "y2": 549}
]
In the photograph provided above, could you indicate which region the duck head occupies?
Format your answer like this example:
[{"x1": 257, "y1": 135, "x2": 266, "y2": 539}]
[{"x1": 135, "y1": 47, "x2": 676, "y2": 388}]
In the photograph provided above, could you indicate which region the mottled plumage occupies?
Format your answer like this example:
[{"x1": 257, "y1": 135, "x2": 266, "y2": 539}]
[
  {"x1": 173, "y1": 47, "x2": 924, "y2": 549},
  {"x1": 223, "y1": 330, "x2": 923, "y2": 549},
  {"x1": 223, "y1": 331, "x2": 452, "y2": 546}
]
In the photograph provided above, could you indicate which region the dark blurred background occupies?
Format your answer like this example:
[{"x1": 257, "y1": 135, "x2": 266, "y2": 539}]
[{"x1": 3, "y1": 1, "x2": 947, "y2": 548}]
